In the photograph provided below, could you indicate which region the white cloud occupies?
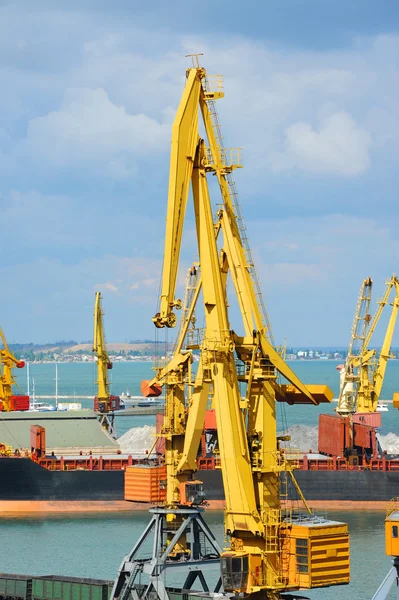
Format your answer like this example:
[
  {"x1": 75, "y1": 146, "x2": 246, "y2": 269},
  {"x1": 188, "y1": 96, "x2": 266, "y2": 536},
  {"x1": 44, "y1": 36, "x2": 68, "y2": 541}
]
[
  {"x1": 245, "y1": 213, "x2": 399, "y2": 345},
  {"x1": 270, "y1": 112, "x2": 371, "y2": 175},
  {"x1": 24, "y1": 88, "x2": 170, "y2": 175},
  {"x1": 0, "y1": 26, "x2": 397, "y2": 187},
  {"x1": 0, "y1": 255, "x2": 163, "y2": 342},
  {"x1": 0, "y1": 6, "x2": 398, "y2": 346},
  {"x1": 251, "y1": 213, "x2": 399, "y2": 270},
  {"x1": 96, "y1": 282, "x2": 120, "y2": 294},
  {"x1": 260, "y1": 262, "x2": 325, "y2": 285}
]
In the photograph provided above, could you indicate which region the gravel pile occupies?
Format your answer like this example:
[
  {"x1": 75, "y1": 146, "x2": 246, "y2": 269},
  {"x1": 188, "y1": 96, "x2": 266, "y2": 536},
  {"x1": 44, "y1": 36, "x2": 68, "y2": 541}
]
[
  {"x1": 117, "y1": 424, "x2": 399, "y2": 457},
  {"x1": 377, "y1": 432, "x2": 399, "y2": 454},
  {"x1": 278, "y1": 425, "x2": 319, "y2": 453},
  {"x1": 118, "y1": 425, "x2": 156, "y2": 455}
]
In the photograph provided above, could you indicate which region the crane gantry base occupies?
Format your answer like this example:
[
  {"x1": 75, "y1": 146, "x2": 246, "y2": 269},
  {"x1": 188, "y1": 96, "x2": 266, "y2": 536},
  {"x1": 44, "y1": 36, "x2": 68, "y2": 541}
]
[
  {"x1": 110, "y1": 507, "x2": 223, "y2": 600},
  {"x1": 97, "y1": 413, "x2": 116, "y2": 438}
]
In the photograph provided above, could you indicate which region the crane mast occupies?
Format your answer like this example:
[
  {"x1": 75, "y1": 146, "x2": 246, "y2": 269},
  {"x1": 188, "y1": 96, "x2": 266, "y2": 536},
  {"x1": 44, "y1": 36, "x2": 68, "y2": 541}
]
[
  {"x1": 0, "y1": 327, "x2": 25, "y2": 412},
  {"x1": 337, "y1": 277, "x2": 373, "y2": 415},
  {"x1": 93, "y1": 292, "x2": 119, "y2": 435},
  {"x1": 356, "y1": 275, "x2": 399, "y2": 413},
  {"x1": 114, "y1": 62, "x2": 349, "y2": 600},
  {"x1": 337, "y1": 275, "x2": 399, "y2": 415}
]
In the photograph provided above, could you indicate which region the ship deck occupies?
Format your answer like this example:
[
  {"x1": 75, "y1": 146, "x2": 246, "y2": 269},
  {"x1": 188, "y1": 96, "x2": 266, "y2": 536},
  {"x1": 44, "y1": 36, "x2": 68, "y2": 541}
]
[{"x1": 0, "y1": 410, "x2": 119, "y2": 455}]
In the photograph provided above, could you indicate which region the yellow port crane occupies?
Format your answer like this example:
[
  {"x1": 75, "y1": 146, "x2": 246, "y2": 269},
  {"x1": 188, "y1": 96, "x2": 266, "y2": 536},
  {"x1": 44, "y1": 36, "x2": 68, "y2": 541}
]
[
  {"x1": 0, "y1": 327, "x2": 25, "y2": 412},
  {"x1": 337, "y1": 275, "x2": 399, "y2": 415},
  {"x1": 113, "y1": 59, "x2": 349, "y2": 600},
  {"x1": 93, "y1": 292, "x2": 119, "y2": 435}
]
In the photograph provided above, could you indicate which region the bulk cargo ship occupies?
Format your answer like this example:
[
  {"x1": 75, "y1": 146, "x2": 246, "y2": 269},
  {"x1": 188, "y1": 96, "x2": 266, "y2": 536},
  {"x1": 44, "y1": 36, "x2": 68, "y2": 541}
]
[{"x1": 1, "y1": 407, "x2": 399, "y2": 510}]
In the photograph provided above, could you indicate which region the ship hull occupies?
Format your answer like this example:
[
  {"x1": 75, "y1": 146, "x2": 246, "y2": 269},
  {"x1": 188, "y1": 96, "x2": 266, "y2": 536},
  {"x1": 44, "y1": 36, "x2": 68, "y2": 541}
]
[
  {"x1": 294, "y1": 470, "x2": 399, "y2": 501},
  {"x1": 0, "y1": 458, "x2": 124, "y2": 501},
  {"x1": 2, "y1": 459, "x2": 399, "y2": 504}
]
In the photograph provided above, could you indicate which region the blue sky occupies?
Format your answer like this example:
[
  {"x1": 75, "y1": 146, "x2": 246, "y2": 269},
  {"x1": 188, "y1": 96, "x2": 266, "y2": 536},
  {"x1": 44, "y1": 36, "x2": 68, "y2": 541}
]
[{"x1": 0, "y1": 0, "x2": 398, "y2": 346}]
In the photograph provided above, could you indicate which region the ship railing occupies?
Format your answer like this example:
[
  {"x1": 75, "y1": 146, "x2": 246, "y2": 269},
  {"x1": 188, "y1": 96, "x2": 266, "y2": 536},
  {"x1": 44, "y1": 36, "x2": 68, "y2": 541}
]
[
  {"x1": 37, "y1": 455, "x2": 163, "y2": 472},
  {"x1": 298, "y1": 457, "x2": 349, "y2": 471},
  {"x1": 281, "y1": 447, "x2": 301, "y2": 466},
  {"x1": 386, "y1": 497, "x2": 399, "y2": 516},
  {"x1": 235, "y1": 358, "x2": 276, "y2": 380},
  {"x1": 299, "y1": 456, "x2": 399, "y2": 471},
  {"x1": 370, "y1": 458, "x2": 399, "y2": 472},
  {"x1": 197, "y1": 455, "x2": 221, "y2": 470}
]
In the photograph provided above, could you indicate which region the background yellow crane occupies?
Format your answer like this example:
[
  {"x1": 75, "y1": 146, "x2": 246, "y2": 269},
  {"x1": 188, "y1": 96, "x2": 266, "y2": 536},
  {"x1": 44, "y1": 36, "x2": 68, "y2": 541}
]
[
  {"x1": 337, "y1": 275, "x2": 399, "y2": 415},
  {"x1": 114, "y1": 59, "x2": 350, "y2": 600},
  {"x1": 0, "y1": 327, "x2": 26, "y2": 412},
  {"x1": 92, "y1": 292, "x2": 119, "y2": 435}
]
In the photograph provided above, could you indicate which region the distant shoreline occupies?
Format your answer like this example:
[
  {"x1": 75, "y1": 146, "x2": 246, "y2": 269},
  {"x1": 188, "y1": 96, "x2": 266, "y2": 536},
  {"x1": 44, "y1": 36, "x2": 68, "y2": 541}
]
[{"x1": 22, "y1": 357, "x2": 399, "y2": 365}]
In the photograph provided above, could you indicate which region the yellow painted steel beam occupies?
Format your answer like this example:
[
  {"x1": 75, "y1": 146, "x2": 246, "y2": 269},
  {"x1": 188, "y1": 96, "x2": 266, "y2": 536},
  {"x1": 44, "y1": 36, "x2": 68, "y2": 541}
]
[
  {"x1": 154, "y1": 68, "x2": 203, "y2": 329},
  {"x1": 0, "y1": 327, "x2": 24, "y2": 412},
  {"x1": 93, "y1": 292, "x2": 113, "y2": 412}
]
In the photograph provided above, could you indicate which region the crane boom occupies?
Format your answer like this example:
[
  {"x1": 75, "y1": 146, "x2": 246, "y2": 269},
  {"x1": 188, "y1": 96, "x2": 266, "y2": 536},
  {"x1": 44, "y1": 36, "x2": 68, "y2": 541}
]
[
  {"x1": 93, "y1": 292, "x2": 119, "y2": 434},
  {"x1": 153, "y1": 69, "x2": 202, "y2": 329},
  {"x1": 337, "y1": 277, "x2": 373, "y2": 415},
  {"x1": 93, "y1": 292, "x2": 111, "y2": 402},
  {"x1": 374, "y1": 289, "x2": 399, "y2": 400},
  {"x1": 357, "y1": 276, "x2": 399, "y2": 413},
  {"x1": 338, "y1": 275, "x2": 399, "y2": 415}
]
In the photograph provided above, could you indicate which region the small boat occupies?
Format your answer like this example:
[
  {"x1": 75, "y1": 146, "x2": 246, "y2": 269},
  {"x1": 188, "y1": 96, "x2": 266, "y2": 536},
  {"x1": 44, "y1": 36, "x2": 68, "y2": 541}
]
[
  {"x1": 119, "y1": 391, "x2": 163, "y2": 407},
  {"x1": 137, "y1": 400, "x2": 164, "y2": 408},
  {"x1": 29, "y1": 402, "x2": 57, "y2": 412},
  {"x1": 377, "y1": 401, "x2": 389, "y2": 412},
  {"x1": 29, "y1": 378, "x2": 56, "y2": 412}
]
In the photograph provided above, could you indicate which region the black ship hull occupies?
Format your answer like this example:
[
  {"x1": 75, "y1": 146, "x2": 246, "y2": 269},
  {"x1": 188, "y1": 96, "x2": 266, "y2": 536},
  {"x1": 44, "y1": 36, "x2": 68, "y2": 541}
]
[
  {"x1": 0, "y1": 458, "x2": 124, "y2": 501},
  {"x1": 2, "y1": 458, "x2": 399, "y2": 503}
]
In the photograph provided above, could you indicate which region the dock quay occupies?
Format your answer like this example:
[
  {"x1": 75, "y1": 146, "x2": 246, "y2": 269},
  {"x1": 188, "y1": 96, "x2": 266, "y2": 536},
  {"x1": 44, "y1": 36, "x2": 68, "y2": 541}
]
[
  {"x1": 33, "y1": 397, "x2": 164, "y2": 415},
  {"x1": 113, "y1": 406, "x2": 163, "y2": 416}
]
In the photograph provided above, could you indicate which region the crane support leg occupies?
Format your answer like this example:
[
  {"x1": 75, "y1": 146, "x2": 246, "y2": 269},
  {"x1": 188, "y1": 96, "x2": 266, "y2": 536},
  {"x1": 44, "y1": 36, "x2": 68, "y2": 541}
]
[
  {"x1": 98, "y1": 413, "x2": 115, "y2": 438},
  {"x1": 110, "y1": 508, "x2": 222, "y2": 600},
  {"x1": 371, "y1": 558, "x2": 399, "y2": 599}
]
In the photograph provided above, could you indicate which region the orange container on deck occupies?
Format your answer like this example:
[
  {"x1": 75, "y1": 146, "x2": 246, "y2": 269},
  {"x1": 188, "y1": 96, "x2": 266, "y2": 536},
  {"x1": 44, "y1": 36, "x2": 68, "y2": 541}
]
[
  {"x1": 124, "y1": 465, "x2": 167, "y2": 503},
  {"x1": 352, "y1": 412, "x2": 381, "y2": 428},
  {"x1": 30, "y1": 425, "x2": 46, "y2": 457}
]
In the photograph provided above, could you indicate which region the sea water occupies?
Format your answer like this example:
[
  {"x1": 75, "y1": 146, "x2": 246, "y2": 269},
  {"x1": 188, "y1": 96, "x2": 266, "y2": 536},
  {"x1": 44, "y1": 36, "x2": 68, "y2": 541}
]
[
  {"x1": 15, "y1": 359, "x2": 399, "y2": 436},
  {"x1": 0, "y1": 510, "x2": 394, "y2": 600},
  {"x1": 9, "y1": 360, "x2": 399, "y2": 599}
]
